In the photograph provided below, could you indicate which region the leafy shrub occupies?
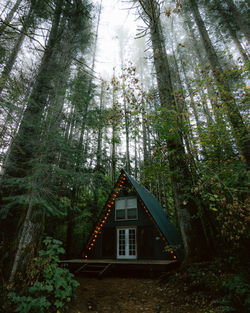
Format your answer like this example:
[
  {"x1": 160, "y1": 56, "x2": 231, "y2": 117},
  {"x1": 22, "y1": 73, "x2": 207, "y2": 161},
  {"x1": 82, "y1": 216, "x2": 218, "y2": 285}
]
[
  {"x1": 7, "y1": 237, "x2": 79, "y2": 313},
  {"x1": 184, "y1": 262, "x2": 222, "y2": 293},
  {"x1": 220, "y1": 274, "x2": 250, "y2": 313}
]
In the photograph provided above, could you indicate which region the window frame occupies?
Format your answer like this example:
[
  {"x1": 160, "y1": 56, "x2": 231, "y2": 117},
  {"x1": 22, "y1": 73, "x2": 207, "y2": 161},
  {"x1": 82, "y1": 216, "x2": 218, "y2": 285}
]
[{"x1": 115, "y1": 196, "x2": 138, "y2": 221}]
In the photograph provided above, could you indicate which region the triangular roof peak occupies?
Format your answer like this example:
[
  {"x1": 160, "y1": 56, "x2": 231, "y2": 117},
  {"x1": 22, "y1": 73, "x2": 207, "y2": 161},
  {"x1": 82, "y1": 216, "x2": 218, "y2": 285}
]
[{"x1": 84, "y1": 170, "x2": 184, "y2": 260}]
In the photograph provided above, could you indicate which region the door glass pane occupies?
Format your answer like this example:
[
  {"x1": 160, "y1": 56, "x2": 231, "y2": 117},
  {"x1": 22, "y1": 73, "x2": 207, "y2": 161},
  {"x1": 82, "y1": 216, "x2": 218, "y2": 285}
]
[
  {"x1": 119, "y1": 230, "x2": 125, "y2": 255},
  {"x1": 127, "y1": 208, "x2": 137, "y2": 219},
  {"x1": 127, "y1": 198, "x2": 137, "y2": 208},
  {"x1": 116, "y1": 209, "x2": 126, "y2": 220},
  {"x1": 129, "y1": 229, "x2": 136, "y2": 256}
]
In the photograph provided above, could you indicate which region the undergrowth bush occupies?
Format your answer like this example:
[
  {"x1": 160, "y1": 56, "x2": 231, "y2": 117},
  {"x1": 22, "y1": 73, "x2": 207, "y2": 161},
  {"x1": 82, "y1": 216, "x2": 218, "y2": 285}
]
[
  {"x1": 186, "y1": 260, "x2": 250, "y2": 313},
  {"x1": 5, "y1": 237, "x2": 79, "y2": 313},
  {"x1": 165, "y1": 259, "x2": 249, "y2": 313},
  {"x1": 220, "y1": 274, "x2": 250, "y2": 313}
]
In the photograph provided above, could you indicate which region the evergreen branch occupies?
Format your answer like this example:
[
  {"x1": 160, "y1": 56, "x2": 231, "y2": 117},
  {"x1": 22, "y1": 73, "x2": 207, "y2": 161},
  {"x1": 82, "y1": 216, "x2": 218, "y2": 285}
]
[
  {"x1": 0, "y1": 18, "x2": 46, "y2": 50},
  {"x1": 72, "y1": 57, "x2": 102, "y2": 80}
]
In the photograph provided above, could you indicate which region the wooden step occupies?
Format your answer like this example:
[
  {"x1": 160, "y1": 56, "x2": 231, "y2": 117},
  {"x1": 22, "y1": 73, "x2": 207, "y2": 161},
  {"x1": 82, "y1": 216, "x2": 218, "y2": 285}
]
[
  {"x1": 99, "y1": 263, "x2": 112, "y2": 276},
  {"x1": 74, "y1": 263, "x2": 88, "y2": 274},
  {"x1": 75, "y1": 263, "x2": 112, "y2": 277}
]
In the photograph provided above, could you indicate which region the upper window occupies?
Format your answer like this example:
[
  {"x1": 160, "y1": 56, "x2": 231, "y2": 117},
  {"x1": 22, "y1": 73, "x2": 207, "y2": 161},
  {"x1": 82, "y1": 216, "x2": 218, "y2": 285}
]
[{"x1": 115, "y1": 197, "x2": 138, "y2": 221}]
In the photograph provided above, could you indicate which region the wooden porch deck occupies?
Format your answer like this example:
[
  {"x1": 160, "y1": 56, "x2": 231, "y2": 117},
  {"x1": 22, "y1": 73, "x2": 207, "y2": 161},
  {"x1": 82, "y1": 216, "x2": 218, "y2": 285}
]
[
  {"x1": 61, "y1": 259, "x2": 177, "y2": 276},
  {"x1": 60, "y1": 259, "x2": 176, "y2": 265}
]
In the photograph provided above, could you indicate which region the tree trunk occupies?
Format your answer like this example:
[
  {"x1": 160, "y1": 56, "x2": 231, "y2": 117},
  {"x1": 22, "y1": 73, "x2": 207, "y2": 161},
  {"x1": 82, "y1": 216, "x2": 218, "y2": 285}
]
[
  {"x1": 96, "y1": 80, "x2": 104, "y2": 169},
  {"x1": 137, "y1": 0, "x2": 212, "y2": 261},
  {"x1": 134, "y1": 136, "x2": 138, "y2": 179},
  {"x1": 8, "y1": 193, "x2": 44, "y2": 283},
  {"x1": 0, "y1": 5, "x2": 33, "y2": 95},
  {"x1": 142, "y1": 103, "x2": 149, "y2": 166},
  {"x1": 183, "y1": 16, "x2": 236, "y2": 160},
  {"x1": 91, "y1": 79, "x2": 105, "y2": 219},
  {"x1": 213, "y1": 0, "x2": 249, "y2": 63},
  {"x1": 179, "y1": 57, "x2": 204, "y2": 154},
  {"x1": 0, "y1": 0, "x2": 88, "y2": 282},
  {"x1": 189, "y1": 0, "x2": 250, "y2": 167},
  {"x1": 1, "y1": 0, "x2": 63, "y2": 282},
  {"x1": 124, "y1": 93, "x2": 131, "y2": 174},
  {"x1": 1, "y1": 0, "x2": 62, "y2": 182},
  {"x1": 170, "y1": 29, "x2": 197, "y2": 173},
  {"x1": 111, "y1": 73, "x2": 117, "y2": 186},
  {"x1": 225, "y1": 0, "x2": 250, "y2": 43},
  {"x1": 66, "y1": 187, "x2": 77, "y2": 259},
  {"x1": 77, "y1": 0, "x2": 102, "y2": 151}
]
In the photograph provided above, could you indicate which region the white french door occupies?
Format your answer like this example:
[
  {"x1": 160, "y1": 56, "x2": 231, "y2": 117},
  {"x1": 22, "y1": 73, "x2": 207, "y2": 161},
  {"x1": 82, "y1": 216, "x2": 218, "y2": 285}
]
[{"x1": 117, "y1": 228, "x2": 136, "y2": 259}]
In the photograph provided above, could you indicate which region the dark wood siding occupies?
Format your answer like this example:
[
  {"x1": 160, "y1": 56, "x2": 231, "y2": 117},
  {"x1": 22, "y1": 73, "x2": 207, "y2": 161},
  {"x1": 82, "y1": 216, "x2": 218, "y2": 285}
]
[
  {"x1": 137, "y1": 226, "x2": 154, "y2": 258},
  {"x1": 102, "y1": 227, "x2": 115, "y2": 258}
]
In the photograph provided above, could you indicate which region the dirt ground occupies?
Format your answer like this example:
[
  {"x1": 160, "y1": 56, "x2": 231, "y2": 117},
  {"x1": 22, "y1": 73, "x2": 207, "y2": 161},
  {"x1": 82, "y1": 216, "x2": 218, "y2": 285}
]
[{"x1": 68, "y1": 276, "x2": 219, "y2": 313}]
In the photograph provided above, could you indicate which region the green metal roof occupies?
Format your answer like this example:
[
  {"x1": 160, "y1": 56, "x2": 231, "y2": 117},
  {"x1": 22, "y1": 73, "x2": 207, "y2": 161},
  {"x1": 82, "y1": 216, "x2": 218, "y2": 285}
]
[{"x1": 123, "y1": 170, "x2": 184, "y2": 260}]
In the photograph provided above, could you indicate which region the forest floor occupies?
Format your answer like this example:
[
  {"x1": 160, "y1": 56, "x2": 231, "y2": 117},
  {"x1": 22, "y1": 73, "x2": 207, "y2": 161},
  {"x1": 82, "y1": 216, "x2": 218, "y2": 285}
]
[{"x1": 68, "y1": 274, "x2": 223, "y2": 313}]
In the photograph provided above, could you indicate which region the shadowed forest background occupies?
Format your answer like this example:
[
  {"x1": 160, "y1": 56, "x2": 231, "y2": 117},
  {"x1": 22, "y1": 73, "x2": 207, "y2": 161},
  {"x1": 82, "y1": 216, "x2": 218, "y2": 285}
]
[{"x1": 0, "y1": 0, "x2": 249, "y2": 312}]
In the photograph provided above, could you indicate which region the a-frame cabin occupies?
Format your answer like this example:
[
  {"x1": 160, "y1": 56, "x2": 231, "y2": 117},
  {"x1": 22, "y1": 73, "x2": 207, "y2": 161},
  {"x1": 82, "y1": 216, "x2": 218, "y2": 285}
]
[{"x1": 81, "y1": 170, "x2": 183, "y2": 274}]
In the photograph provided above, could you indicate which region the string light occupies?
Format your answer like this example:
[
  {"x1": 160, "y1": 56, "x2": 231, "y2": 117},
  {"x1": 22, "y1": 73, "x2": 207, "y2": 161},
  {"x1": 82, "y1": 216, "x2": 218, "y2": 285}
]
[{"x1": 84, "y1": 174, "x2": 125, "y2": 257}]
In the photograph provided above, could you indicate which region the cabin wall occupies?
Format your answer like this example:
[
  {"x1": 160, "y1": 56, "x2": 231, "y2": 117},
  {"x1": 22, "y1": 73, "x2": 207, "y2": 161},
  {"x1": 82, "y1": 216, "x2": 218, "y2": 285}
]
[{"x1": 87, "y1": 182, "x2": 171, "y2": 260}]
